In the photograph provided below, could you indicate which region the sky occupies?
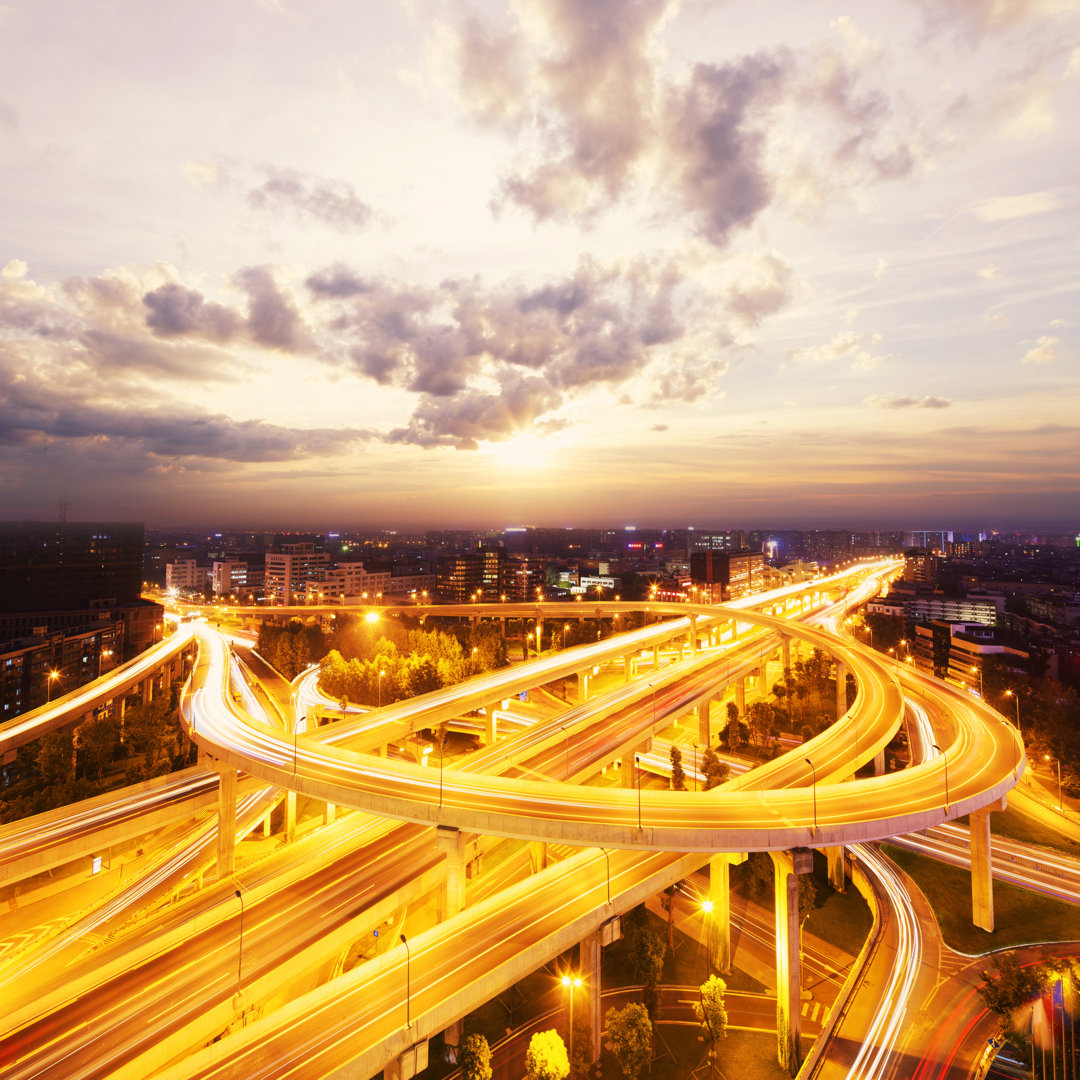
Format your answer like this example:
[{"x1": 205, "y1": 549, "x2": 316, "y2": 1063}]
[{"x1": 0, "y1": 0, "x2": 1077, "y2": 531}]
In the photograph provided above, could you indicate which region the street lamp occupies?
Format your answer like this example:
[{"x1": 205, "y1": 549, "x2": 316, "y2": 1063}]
[
  {"x1": 635, "y1": 754, "x2": 643, "y2": 832},
  {"x1": 932, "y1": 743, "x2": 949, "y2": 814},
  {"x1": 804, "y1": 757, "x2": 817, "y2": 835},
  {"x1": 234, "y1": 888, "x2": 245, "y2": 991},
  {"x1": 294, "y1": 714, "x2": 306, "y2": 775},
  {"x1": 970, "y1": 664, "x2": 984, "y2": 697},
  {"x1": 561, "y1": 974, "x2": 582, "y2": 1073},
  {"x1": 1005, "y1": 689, "x2": 1022, "y2": 741},
  {"x1": 46, "y1": 669, "x2": 59, "y2": 702},
  {"x1": 97, "y1": 649, "x2": 112, "y2": 678},
  {"x1": 600, "y1": 847, "x2": 611, "y2": 906},
  {"x1": 693, "y1": 742, "x2": 698, "y2": 792},
  {"x1": 399, "y1": 933, "x2": 411, "y2": 1028},
  {"x1": 1045, "y1": 754, "x2": 1063, "y2": 811}
]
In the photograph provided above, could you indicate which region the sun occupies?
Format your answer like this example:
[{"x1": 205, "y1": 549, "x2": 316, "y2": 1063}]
[{"x1": 483, "y1": 432, "x2": 554, "y2": 469}]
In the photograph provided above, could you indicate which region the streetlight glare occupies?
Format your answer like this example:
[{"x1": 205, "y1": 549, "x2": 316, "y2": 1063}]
[
  {"x1": 365, "y1": 611, "x2": 379, "y2": 624},
  {"x1": 701, "y1": 898, "x2": 714, "y2": 914}
]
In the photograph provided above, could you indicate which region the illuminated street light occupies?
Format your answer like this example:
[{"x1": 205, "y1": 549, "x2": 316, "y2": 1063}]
[
  {"x1": 1004, "y1": 689, "x2": 1022, "y2": 741},
  {"x1": 47, "y1": 669, "x2": 60, "y2": 702},
  {"x1": 97, "y1": 648, "x2": 112, "y2": 678},
  {"x1": 1045, "y1": 754, "x2": 1063, "y2": 811},
  {"x1": 600, "y1": 847, "x2": 611, "y2": 907},
  {"x1": 293, "y1": 714, "x2": 306, "y2": 775},
  {"x1": 399, "y1": 933, "x2": 411, "y2": 1028},
  {"x1": 635, "y1": 754, "x2": 643, "y2": 832},
  {"x1": 561, "y1": 973, "x2": 582, "y2": 1072}
]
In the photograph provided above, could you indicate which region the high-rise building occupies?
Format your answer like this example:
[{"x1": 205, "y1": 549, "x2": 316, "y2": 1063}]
[
  {"x1": 264, "y1": 543, "x2": 330, "y2": 602},
  {"x1": 690, "y1": 549, "x2": 764, "y2": 602}
]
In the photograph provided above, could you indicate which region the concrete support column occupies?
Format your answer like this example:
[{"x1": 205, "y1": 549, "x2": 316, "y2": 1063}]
[
  {"x1": 697, "y1": 702, "x2": 710, "y2": 746},
  {"x1": 436, "y1": 826, "x2": 467, "y2": 920},
  {"x1": 324, "y1": 801, "x2": 336, "y2": 826},
  {"x1": 623, "y1": 654, "x2": 633, "y2": 684},
  {"x1": 444, "y1": 1021, "x2": 463, "y2": 1055},
  {"x1": 735, "y1": 677, "x2": 746, "y2": 716},
  {"x1": 873, "y1": 749, "x2": 886, "y2": 775},
  {"x1": 529, "y1": 840, "x2": 548, "y2": 873},
  {"x1": 621, "y1": 754, "x2": 635, "y2": 788},
  {"x1": 141, "y1": 678, "x2": 153, "y2": 705},
  {"x1": 285, "y1": 790, "x2": 297, "y2": 842},
  {"x1": 688, "y1": 614, "x2": 698, "y2": 655},
  {"x1": 826, "y1": 846, "x2": 845, "y2": 892},
  {"x1": 485, "y1": 710, "x2": 497, "y2": 745},
  {"x1": 499, "y1": 618, "x2": 506, "y2": 638},
  {"x1": 770, "y1": 848, "x2": 813, "y2": 1074},
  {"x1": 577, "y1": 670, "x2": 589, "y2": 704},
  {"x1": 580, "y1": 929, "x2": 603, "y2": 1063},
  {"x1": 971, "y1": 803, "x2": 1000, "y2": 932},
  {"x1": 757, "y1": 663, "x2": 768, "y2": 696},
  {"x1": 653, "y1": 647, "x2": 660, "y2": 671},
  {"x1": 375, "y1": 743, "x2": 388, "y2": 758},
  {"x1": 781, "y1": 634, "x2": 791, "y2": 673},
  {"x1": 216, "y1": 763, "x2": 237, "y2": 879},
  {"x1": 708, "y1": 852, "x2": 746, "y2": 973},
  {"x1": 835, "y1": 661, "x2": 847, "y2": 719},
  {"x1": 261, "y1": 809, "x2": 272, "y2": 837}
]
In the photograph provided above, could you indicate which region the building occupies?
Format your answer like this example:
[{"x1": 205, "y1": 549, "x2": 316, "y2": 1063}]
[
  {"x1": 308, "y1": 562, "x2": 393, "y2": 604},
  {"x1": 264, "y1": 543, "x2": 330, "y2": 603},
  {"x1": 0, "y1": 522, "x2": 159, "y2": 718},
  {"x1": 436, "y1": 554, "x2": 484, "y2": 603},
  {"x1": 687, "y1": 530, "x2": 746, "y2": 555},
  {"x1": 166, "y1": 558, "x2": 203, "y2": 592},
  {"x1": 690, "y1": 548, "x2": 764, "y2": 602},
  {"x1": 903, "y1": 548, "x2": 938, "y2": 583},
  {"x1": 869, "y1": 586, "x2": 1005, "y2": 628},
  {"x1": 211, "y1": 561, "x2": 262, "y2": 598},
  {"x1": 913, "y1": 621, "x2": 1028, "y2": 684}
]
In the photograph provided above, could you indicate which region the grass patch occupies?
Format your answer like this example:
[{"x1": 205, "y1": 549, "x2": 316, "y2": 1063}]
[
  {"x1": 611, "y1": 1023, "x2": 795, "y2": 1080},
  {"x1": 882, "y1": 843, "x2": 1080, "y2": 954},
  {"x1": 803, "y1": 853, "x2": 873, "y2": 957},
  {"x1": 991, "y1": 802, "x2": 1080, "y2": 858}
]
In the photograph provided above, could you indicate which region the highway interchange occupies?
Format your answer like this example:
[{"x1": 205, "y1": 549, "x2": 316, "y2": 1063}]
[{"x1": 0, "y1": 560, "x2": 1072, "y2": 1080}]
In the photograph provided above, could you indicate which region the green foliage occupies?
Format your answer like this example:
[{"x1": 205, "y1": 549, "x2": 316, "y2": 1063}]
[
  {"x1": 693, "y1": 974, "x2": 729, "y2": 1048},
  {"x1": 256, "y1": 620, "x2": 329, "y2": 680},
  {"x1": 798, "y1": 874, "x2": 817, "y2": 923},
  {"x1": 746, "y1": 701, "x2": 775, "y2": 748},
  {"x1": 669, "y1": 745, "x2": 686, "y2": 790},
  {"x1": 701, "y1": 748, "x2": 729, "y2": 790},
  {"x1": 622, "y1": 905, "x2": 665, "y2": 1018},
  {"x1": 525, "y1": 1029, "x2": 569, "y2": 1080},
  {"x1": 459, "y1": 1033, "x2": 492, "y2": 1080},
  {"x1": 605, "y1": 1002, "x2": 652, "y2": 1080}
]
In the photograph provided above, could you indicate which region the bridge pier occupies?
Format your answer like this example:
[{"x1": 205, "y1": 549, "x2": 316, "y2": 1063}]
[
  {"x1": 971, "y1": 799, "x2": 1004, "y2": 931},
  {"x1": 621, "y1": 741, "x2": 651, "y2": 787},
  {"x1": 757, "y1": 663, "x2": 768, "y2": 696},
  {"x1": 529, "y1": 841, "x2": 548, "y2": 873},
  {"x1": 437, "y1": 826, "x2": 467, "y2": 920},
  {"x1": 696, "y1": 702, "x2": 710, "y2": 746},
  {"x1": 580, "y1": 929, "x2": 603, "y2": 1063},
  {"x1": 577, "y1": 670, "x2": 590, "y2": 704},
  {"x1": 141, "y1": 678, "x2": 153, "y2": 705},
  {"x1": 825, "y1": 846, "x2": 845, "y2": 892},
  {"x1": 215, "y1": 762, "x2": 237, "y2": 878},
  {"x1": 484, "y1": 709, "x2": 497, "y2": 745},
  {"x1": 770, "y1": 848, "x2": 813, "y2": 1074},
  {"x1": 623, "y1": 654, "x2": 633, "y2": 684},
  {"x1": 285, "y1": 790, "x2": 296, "y2": 842},
  {"x1": 735, "y1": 677, "x2": 746, "y2": 716},
  {"x1": 688, "y1": 614, "x2": 698, "y2": 655},
  {"x1": 873, "y1": 748, "x2": 886, "y2": 775},
  {"x1": 708, "y1": 852, "x2": 746, "y2": 973},
  {"x1": 781, "y1": 633, "x2": 791, "y2": 673},
  {"x1": 324, "y1": 801, "x2": 336, "y2": 826}
]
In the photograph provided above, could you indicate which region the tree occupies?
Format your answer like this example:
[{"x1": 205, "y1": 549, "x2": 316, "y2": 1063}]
[
  {"x1": 459, "y1": 1033, "x2": 492, "y2": 1080},
  {"x1": 746, "y1": 701, "x2": 774, "y2": 748},
  {"x1": 725, "y1": 701, "x2": 741, "y2": 751},
  {"x1": 623, "y1": 905, "x2": 665, "y2": 1018},
  {"x1": 771, "y1": 681, "x2": 789, "y2": 722},
  {"x1": 701, "y1": 748, "x2": 729, "y2": 790},
  {"x1": 798, "y1": 874, "x2": 817, "y2": 924},
  {"x1": 692, "y1": 975, "x2": 728, "y2": 1080},
  {"x1": 605, "y1": 1003, "x2": 652, "y2": 1080},
  {"x1": 525, "y1": 1030, "x2": 569, "y2": 1080},
  {"x1": 669, "y1": 745, "x2": 686, "y2": 790}
]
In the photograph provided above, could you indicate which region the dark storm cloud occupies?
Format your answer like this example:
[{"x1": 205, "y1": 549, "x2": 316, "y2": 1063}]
[
  {"x1": 246, "y1": 168, "x2": 373, "y2": 230},
  {"x1": 143, "y1": 283, "x2": 244, "y2": 341}
]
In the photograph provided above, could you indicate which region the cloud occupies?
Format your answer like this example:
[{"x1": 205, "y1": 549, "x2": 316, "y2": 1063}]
[
  {"x1": 977, "y1": 263, "x2": 1002, "y2": 279},
  {"x1": 183, "y1": 160, "x2": 221, "y2": 188},
  {"x1": 142, "y1": 283, "x2": 243, "y2": 341},
  {"x1": 864, "y1": 393, "x2": 954, "y2": 409},
  {"x1": 449, "y1": 15, "x2": 530, "y2": 131},
  {"x1": 1020, "y1": 334, "x2": 1059, "y2": 364},
  {"x1": 874, "y1": 258, "x2": 888, "y2": 278},
  {"x1": 909, "y1": 0, "x2": 1080, "y2": 38},
  {"x1": 305, "y1": 264, "x2": 376, "y2": 298},
  {"x1": 246, "y1": 167, "x2": 373, "y2": 230},
  {"x1": 234, "y1": 266, "x2": 309, "y2": 351},
  {"x1": 788, "y1": 330, "x2": 863, "y2": 364},
  {"x1": 386, "y1": 374, "x2": 563, "y2": 449},
  {"x1": 651, "y1": 423, "x2": 668, "y2": 431},
  {"x1": 974, "y1": 191, "x2": 1062, "y2": 221},
  {"x1": 850, "y1": 350, "x2": 894, "y2": 371}
]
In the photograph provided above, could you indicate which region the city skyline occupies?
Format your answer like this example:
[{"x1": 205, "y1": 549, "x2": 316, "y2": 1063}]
[{"x1": 1, "y1": 0, "x2": 1077, "y2": 528}]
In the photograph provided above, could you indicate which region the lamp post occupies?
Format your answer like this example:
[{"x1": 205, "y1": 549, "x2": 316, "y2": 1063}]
[
  {"x1": 693, "y1": 742, "x2": 698, "y2": 792},
  {"x1": 600, "y1": 847, "x2": 611, "y2": 906},
  {"x1": 439, "y1": 727, "x2": 446, "y2": 809},
  {"x1": 932, "y1": 743, "x2": 949, "y2": 814},
  {"x1": 1045, "y1": 754, "x2": 1062, "y2": 811},
  {"x1": 804, "y1": 757, "x2": 817, "y2": 835},
  {"x1": 400, "y1": 933, "x2": 411, "y2": 1028},
  {"x1": 635, "y1": 754, "x2": 643, "y2": 832},
  {"x1": 293, "y1": 714, "x2": 306, "y2": 775},
  {"x1": 970, "y1": 664, "x2": 983, "y2": 697},
  {"x1": 47, "y1": 669, "x2": 59, "y2": 702},
  {"x1": 234, "y1": 888, "x2": 245, "y2": 991},
  {"x1": 97, "y1": 649, "x2": 112, "y2": 679},
  {"x1": 561, "y1": 974, "x2": 582, "y2": 1073},
  {"x1": 1005, "y1": 689, "x2": 1022, "y2": 741}
]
